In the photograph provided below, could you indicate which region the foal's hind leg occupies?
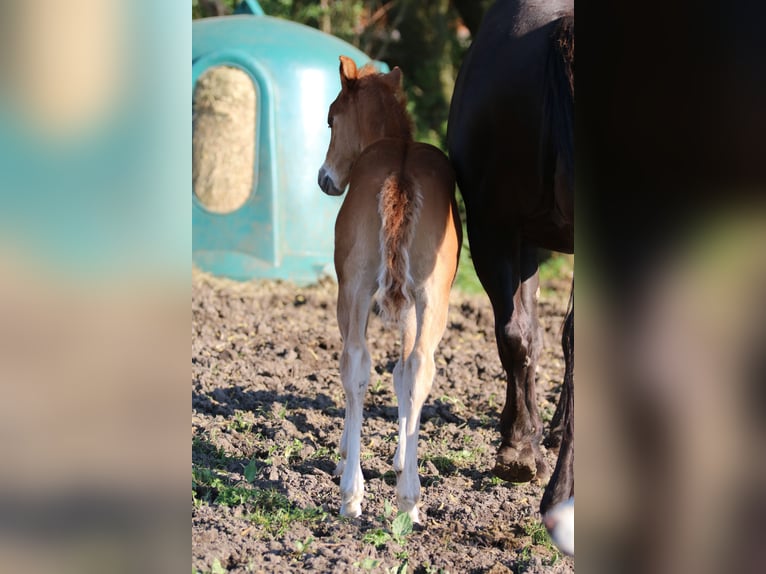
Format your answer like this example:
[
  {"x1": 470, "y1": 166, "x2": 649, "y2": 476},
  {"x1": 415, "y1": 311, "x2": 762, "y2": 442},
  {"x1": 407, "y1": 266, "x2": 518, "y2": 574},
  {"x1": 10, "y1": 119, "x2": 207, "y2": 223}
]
[
  {"x1": 392, "y1": 281, "x2": 450, "y2": 523},
  {"x1": 335, "y1": 281, "x2": 374, "y2": 518}
]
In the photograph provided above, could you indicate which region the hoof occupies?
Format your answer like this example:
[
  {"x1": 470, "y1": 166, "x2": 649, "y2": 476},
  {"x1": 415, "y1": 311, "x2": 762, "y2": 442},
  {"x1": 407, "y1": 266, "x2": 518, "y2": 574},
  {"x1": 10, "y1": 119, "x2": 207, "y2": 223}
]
[
  {"x1": 397, "y1": 499, "x2": 422, "y2": 524},
  {"x1": 333, "y1": 460, "x2": 345, "y2": 477},
  {"x1": 543, "y1": 428, "x2": 563, "y2": 450},
  {"x1": 492, "y1": 444, "x2": 537, "y2": 483},
  {"x1": 340, "y1": 502, "x2": 362, "y2": 518},
  {"x1": 532, "y1": 456, "x2": 551, "y2": 485}
]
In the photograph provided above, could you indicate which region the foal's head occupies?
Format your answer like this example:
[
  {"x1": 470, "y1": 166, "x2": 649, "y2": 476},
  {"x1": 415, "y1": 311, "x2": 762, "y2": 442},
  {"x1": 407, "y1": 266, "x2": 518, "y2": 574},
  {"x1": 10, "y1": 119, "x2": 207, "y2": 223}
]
[{"x1": 318, "y1": 56, "x2": 411, "y2": 196}]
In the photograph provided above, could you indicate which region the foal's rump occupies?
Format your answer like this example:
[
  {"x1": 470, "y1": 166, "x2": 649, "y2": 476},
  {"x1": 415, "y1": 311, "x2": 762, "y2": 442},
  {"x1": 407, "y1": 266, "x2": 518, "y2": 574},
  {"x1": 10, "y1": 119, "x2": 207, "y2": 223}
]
[{"x1": 343, "y1": 139, "x2": 460, "y2": 321}]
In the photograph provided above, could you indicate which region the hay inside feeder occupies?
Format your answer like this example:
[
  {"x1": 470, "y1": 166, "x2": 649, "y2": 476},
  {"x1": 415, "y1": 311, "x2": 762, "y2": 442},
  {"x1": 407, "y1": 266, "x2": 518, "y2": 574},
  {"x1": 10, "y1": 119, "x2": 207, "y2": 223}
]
[{"x1": 193, "y1": 66, "x2": 256, "y2": 214}]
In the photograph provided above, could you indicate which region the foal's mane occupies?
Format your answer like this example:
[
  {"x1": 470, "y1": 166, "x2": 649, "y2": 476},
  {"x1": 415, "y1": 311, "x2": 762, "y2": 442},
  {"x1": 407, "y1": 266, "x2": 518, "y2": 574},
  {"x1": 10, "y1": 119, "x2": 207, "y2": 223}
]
[{"x1": 345, "y1": 64, "x2": 413, "y2": 142}]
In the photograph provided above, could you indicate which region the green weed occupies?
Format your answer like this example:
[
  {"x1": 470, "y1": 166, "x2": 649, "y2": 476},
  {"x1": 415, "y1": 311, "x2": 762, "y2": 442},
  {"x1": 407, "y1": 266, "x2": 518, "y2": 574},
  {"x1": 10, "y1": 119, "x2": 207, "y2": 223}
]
[
  {"x1": 370, "y1": 378, "x2": 386, "y2": 395},
  {"x1": 387, "y1": 560, "x2": 409, "y2": 574},
  {"x1": 229, "y1": 410, "x2": 254, "y2": 433},
  {"x1": 283, "y1": 438, "x2": 303, "y2": 461},
  {"x1": 362, "y1": 527, "x2": 391, "y2": 548},
  {"x1": 353, "y1": 558, "x2": 381, "y2": 570},
  {"x1": 245, "y1": 490, "x2": 327, "y2": 536},
  {"x1": 293, "y1": 536, "x2": 314, "y2": 557},
  {"x1": 192, "y1": 435, "x2": 234, "y2": 469},
  {"x1": 520, "y1": 518, "x2": 561, "y2": 565},
  {"x1": 363, "y1": 510, "x2": 413, "y2": 550},
  {"x1": 522, "y1": 519, "x2": 555, "y2": 548},
  {"x1": 243, "y1": 457, "x2": 259, "y2": 483}
]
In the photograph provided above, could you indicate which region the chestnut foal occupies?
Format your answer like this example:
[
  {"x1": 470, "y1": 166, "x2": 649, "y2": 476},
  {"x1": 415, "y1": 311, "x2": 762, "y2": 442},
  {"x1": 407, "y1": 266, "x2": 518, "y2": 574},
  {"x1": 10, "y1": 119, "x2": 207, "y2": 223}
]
[{"x1": 318, "y1": 57, "x2": 461, "y2": 522}]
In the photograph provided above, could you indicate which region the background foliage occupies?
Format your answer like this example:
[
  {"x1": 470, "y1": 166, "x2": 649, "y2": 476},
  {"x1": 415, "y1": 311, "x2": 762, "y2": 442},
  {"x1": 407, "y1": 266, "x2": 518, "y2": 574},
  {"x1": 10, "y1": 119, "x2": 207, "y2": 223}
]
[
  {"x1": 192, "y1": 0, "x2": 494, "y2": 149},
  {"x1": 192, "y1": 0, "x2": 572, "y2": 291}
]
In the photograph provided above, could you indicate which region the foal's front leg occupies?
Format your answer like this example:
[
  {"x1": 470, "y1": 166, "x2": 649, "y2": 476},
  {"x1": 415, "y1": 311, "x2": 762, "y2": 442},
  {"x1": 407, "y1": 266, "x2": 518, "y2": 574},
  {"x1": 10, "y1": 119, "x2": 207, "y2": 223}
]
[{"x1": 335, "y1": 289, "x2": 372, "y2": 518}]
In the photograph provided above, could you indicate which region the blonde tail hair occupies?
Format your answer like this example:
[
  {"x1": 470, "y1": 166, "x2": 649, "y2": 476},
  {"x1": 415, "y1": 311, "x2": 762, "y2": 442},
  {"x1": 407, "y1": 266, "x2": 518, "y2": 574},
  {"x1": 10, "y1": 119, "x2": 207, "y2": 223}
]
[{"x1": 376, "y1": 173, "x2": 422, "y2": 325}]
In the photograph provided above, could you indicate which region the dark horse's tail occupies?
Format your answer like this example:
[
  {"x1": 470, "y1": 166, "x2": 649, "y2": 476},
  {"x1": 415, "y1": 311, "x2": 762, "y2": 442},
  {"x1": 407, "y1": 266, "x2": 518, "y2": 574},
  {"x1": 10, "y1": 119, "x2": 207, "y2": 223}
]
[
  {"x1": 543, "y1": 15, "x2": 574, "y2": 201},
  {"x1": 376, "y1": 168, "x2": 422, "y2": 326}
]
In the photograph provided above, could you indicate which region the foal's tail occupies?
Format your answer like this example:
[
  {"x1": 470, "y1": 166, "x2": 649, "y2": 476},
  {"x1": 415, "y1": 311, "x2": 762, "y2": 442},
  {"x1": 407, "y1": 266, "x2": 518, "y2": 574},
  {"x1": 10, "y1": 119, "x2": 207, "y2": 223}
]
[{"x1": 376, "y1": 172, "x2": 422, "y2": 325}]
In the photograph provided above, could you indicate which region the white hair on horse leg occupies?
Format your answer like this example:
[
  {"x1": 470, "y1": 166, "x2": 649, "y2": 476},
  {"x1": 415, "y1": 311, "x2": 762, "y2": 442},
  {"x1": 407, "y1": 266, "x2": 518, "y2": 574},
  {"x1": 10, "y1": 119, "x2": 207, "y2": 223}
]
[{"x1": 543, "y1": 495, "x2": 574, "y2": 556}]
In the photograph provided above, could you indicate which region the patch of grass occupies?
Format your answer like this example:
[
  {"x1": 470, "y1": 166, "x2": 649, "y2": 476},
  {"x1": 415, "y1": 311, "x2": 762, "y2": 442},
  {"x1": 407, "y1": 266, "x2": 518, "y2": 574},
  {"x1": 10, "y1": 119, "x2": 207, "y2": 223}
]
[
  {"x1": 246, "y1": 490, "x2": 327, "y2": 536},
  {"x1": 538, "y1": 252, "x2": 573, "y2": 284},
  {"x1": 283, "y1": 438, "x2": 304, "y2": 462},
  {"x1": 520, "y1": 518, "x2": 562, "y2": 565},
  {"x1": 424, "y1": 445, "x2": 484, "y2": 476},
  {"x1": 425, "y1": 455, "x2": 457, "y2": 476},
  {"x1": 454, "y1": 239, "x2": 573, "y2": 296},
  {"x1": 193, "y1": 466, "x2": 262, "y2": 507},
  {"x1": 192, "y1": 466, "x2": 229, "y2": 506},
  {"x1": 453, "y1": 234, "x2": 483, "y2": 294},
  {"x1": 228, "y1": 410, "x2": 254, "y2": 433},
  {"x1": 192, "y1": 435, "x2": 235, "y2": 469},
  {"x1": 193, "y1": 467, "x2": 326, "y2": 534},
  {"x1": 522, "y1": 519, "x2": 554, "y2": 546},
  {"x1": 516, "y1": 546, "x2": 533, "y2": 572},
  {"x1": 488, "y1": 475, "x2": 504, "y2": 487}
]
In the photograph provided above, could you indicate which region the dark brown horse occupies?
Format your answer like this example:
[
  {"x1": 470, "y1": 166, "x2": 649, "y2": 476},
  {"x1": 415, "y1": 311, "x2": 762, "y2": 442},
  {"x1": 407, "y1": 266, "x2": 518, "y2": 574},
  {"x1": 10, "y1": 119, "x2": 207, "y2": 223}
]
[{"x1": 447, "y1": 0, "x2": 574, "y2": 517}]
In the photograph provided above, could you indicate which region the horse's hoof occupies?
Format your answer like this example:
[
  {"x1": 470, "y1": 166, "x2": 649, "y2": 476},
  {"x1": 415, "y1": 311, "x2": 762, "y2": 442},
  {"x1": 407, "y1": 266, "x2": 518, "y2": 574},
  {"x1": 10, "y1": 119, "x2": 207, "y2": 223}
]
[
  {"x1": 543, "y1": 428, "x2": 563, "y2": 451},
  {"x1": 492, "y1": 445, "x2": 537, "y2": 483},
  {"x1": 397, "y1": 498, "x2": 423, "y2": 524},
  {"x1": 340, "y1": 502, "x2": 362, "y2": 518},
  {"x1": 533, "y1": 456, "x2": 551, "y2": 485},
  {"x1": 407, "y1": 505, "x2": 422, "y2": 525}
]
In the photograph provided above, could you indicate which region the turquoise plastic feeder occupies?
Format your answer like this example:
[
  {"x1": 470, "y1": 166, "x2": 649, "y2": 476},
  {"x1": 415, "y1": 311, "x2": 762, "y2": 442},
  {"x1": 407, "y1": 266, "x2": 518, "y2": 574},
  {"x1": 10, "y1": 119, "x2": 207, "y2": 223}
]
[{"x1": 192, "y1": 0, "x2": 388, "y2": 283}]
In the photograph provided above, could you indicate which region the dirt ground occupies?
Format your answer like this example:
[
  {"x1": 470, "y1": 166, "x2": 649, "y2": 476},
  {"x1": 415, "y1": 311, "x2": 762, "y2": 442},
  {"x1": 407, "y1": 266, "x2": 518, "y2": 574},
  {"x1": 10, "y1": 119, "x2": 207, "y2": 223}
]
[{"x1": 192, "y1": 267, "x2": 574, "y2": 573}]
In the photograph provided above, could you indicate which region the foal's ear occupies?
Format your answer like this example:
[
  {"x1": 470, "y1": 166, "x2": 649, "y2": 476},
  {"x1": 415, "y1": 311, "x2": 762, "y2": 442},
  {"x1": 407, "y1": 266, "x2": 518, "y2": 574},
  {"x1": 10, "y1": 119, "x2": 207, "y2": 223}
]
[
  {"x1": 383, "y1": 67, "x2": 403, "y2": 91},
  {"x1": 339, "y1": 56, "x2": 358, "y2": 89}
]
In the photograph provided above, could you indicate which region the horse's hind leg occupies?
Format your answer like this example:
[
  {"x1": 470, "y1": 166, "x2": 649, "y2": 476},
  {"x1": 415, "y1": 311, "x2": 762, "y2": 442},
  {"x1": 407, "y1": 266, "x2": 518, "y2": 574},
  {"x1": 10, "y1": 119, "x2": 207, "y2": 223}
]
[
  {"x1": 474, "y1": 236, "x2": 545, "y2": 483},
  {"x1": 335, "y1": 279, "x2": 374, "y2": 518},
  {"x1": 544, "y1": 372, "x2": 570, "y2": 449},
  {"x1": 393, "y1": 279, "x2": 451, "y2": 523},
  {"x1": 545, "y1": 280, "x2": 574, "y2": 450},
  {"x1": 541, "y1": 302, "x2": 574, "y2": 514}
]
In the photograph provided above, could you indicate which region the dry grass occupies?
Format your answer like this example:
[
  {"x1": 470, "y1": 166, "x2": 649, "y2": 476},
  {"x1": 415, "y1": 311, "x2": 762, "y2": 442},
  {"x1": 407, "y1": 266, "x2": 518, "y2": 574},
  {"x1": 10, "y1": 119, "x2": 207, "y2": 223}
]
[{"x1": 193, "y1": 66, "x2": 256, "y2": 213}]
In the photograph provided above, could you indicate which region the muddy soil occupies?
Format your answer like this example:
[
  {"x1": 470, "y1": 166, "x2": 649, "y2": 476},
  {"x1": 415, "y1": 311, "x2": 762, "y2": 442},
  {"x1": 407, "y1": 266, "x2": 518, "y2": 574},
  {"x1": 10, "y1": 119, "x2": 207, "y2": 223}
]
[{"x1": 192, "y1": 268, "x2": 574, "y2": 573}]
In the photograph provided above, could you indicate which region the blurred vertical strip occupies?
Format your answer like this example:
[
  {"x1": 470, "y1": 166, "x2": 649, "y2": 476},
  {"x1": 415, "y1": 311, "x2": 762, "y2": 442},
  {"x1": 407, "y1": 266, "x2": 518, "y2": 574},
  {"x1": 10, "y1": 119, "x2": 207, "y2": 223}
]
[
  {"x1": 578, "y1": 1, "x2": 766, "y2": 573},
  {"x1": 0, "y1": 1, "x2": 189, "y2": 573}
]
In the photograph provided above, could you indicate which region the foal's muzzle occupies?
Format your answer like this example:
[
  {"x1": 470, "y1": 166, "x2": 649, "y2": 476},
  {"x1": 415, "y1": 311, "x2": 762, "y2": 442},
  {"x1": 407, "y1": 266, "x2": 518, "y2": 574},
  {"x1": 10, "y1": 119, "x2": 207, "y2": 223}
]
[{"x1": 318, "y1": 166, "x2": 344, "y2": 196}]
